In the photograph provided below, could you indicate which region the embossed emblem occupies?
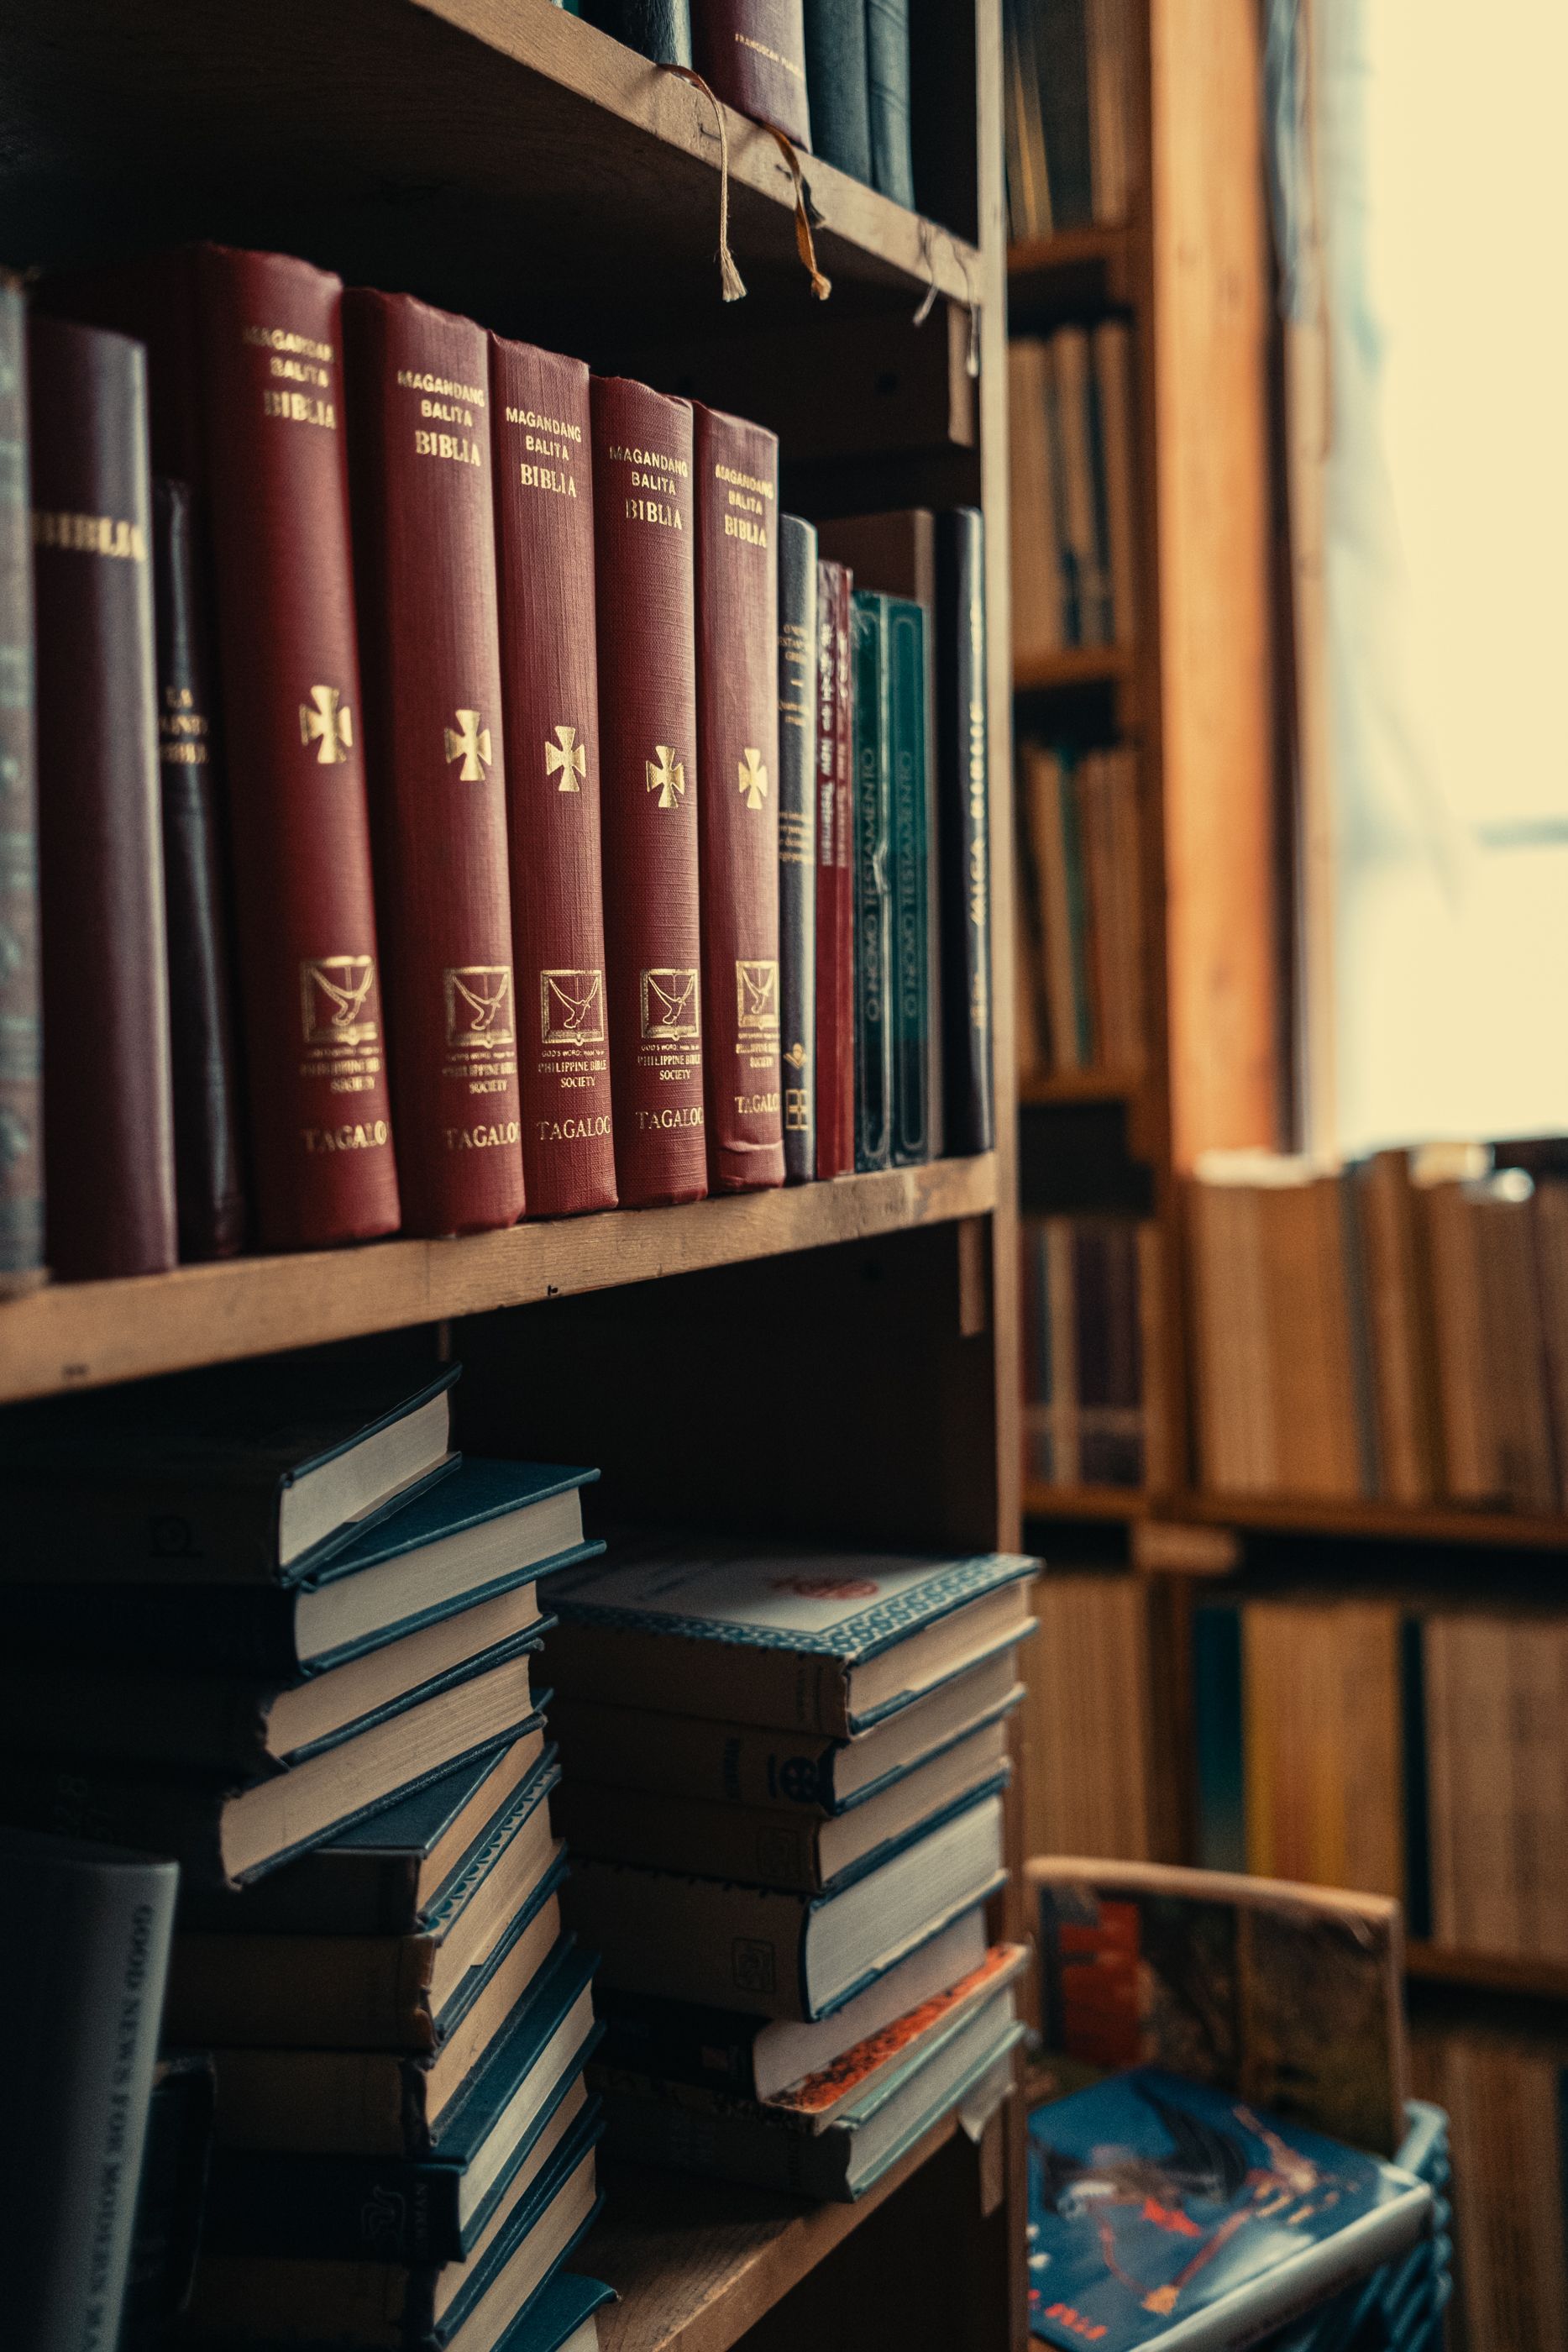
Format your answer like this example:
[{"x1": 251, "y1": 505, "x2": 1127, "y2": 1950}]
[
  {"x1": 540, "y1": 968, "x2": 605, "y2": 1045},
  {"x1": 300, "y1": 685, "x2": 353, "y2": 764},
  {"x1": 783, "y1": 1040, "x2": 807, "y2": 1069},
  {"x1": 641, "y1": 967, "x2": 700, "y2": 1042},
  {"x1": 737, "y1": 745, "x2": 768, "y2": 811},
  {"x1": 301, "y1": 955, "x2": 378, "y2": 1047},
  {"x1": 444, "y1": 709, "x2": 492, "y2": 781},
  {"x1": 545, "y1": 724, "x2": 586, "y2": 792},
  {"x1": 736, "y1": 959, "x2": 779, "y2": 1036},
  {"x1": 444, "y1": 965, "x2": 514, "y2": 1048},
  {"x1": 645, "y1": 743, "x2": 685, "y2": 810}
]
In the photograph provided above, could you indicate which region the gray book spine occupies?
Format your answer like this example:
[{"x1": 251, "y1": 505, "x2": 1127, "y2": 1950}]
[
  {"x1": 14, "y1": 1836, "x2": 180, "y2": 2352},
  {"x1": 777, "y1": 517, "x2": 818, "y2": 1181}
]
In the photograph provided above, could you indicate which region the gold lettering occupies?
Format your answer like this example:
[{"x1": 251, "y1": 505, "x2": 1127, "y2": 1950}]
[
  {"x1": 396, "y1": 369, "x2": 485, "y2": 406},
  {"x1": 519, "y1": 463, "x2": 577, "y2": 497},
  {"x1": 262, "y1": 389, "x2": 336, "y2": 428},
  {"x1": 723, "y1": 512, "x2": 768, "y2": 547},
  {"x1": 505, "y1": 405, "x2": 582, "y2": 440},
  {"x1": 626, "y1": 496, "x2": 682, "y2": 529},
  {"x1": 31, "y1": 510, "x2": 147, "y2": 560},
  {"x1": 244, "y1": 324, "x2": 333, "y2": 362},
  {"x1": 301, "y1": 1120, "x2": 390, "y2": 1155}
]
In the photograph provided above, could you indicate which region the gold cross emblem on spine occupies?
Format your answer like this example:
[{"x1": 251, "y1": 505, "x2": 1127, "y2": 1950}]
[
  {"x1": 300, "y1": 685, "x2": 353, "y2": 764},
  {"x1": 545, "y1": 724, "x2": 586, "y2": 791},
  {"x1": 444, "y1": 710, "x2": 492, "y2": 780},
  {"x1": 645, "y1": 744, "x2": 685, "y2": 810},
  {"x1": 738, "y1": 747, "x2": 768, "y2": 810}
]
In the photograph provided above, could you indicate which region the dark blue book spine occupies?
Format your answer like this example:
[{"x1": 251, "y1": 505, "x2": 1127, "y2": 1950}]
[
  {"x1": 202, "y1": 2147, "x2": 465, "y2": 2264},
  {"x1": 886, "y1": 597, "x2": 933, "y2": 1166},
  {"x1": 580, "y1": 0, "x2": 692, "y2": 61},
  {"x1": 803, "y1": 0, "x2": 873, "y2": 185},
  {"x1": 935, "y1": 509, "x2": 993, "y2": 1155},
  {"x1": 850, "y1": 592, "x2": 892, "y2": 1172},
  {"x1": 777, "y1": 517, "x2": 818, "y2": 1181},
  {"x1": 865, "y1": 0, "x2": 915, "y2": 207}
]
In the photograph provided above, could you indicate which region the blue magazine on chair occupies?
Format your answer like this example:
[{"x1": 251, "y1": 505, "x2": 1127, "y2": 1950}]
[{"x1": 1026, "y1": 2069, "x2": 1430, "y2": 2351}]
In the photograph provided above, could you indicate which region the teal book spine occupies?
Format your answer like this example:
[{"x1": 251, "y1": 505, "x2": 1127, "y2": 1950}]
[
  {"x1": 851, "y1": 592, "x2": 892, "y2": 1172},
  {"x1": 886, "y1": 598, "x2": 935, "y2": 1166}
]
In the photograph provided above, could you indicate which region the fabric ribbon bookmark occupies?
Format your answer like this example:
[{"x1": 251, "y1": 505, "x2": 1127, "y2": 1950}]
[
  {"x1": 768, "y1": 129, "x2": 832, "y2": 301},
  {"x1": 664, "y1": 65, "x2": 747, "y2": 301}
]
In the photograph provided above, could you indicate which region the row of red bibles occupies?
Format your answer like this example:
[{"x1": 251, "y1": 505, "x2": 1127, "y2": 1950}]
[{"x1": 15, "y1": 243, "x2": 872, "y2": 1278}]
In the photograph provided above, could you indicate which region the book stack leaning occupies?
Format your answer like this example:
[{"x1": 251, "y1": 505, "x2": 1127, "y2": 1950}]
[
  {"x1": 544, "y1": 1536, "x2": 1036, "y2": 2199},
  {"x1": 0, "y1": 1358, "x2": 614, "y2": 2352}
]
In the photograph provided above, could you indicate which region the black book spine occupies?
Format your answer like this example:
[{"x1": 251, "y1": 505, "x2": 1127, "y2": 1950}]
[
  {"x1": 1036, "y1": 0, "x2": 1093, "y2": 228},
  {"x1": 153, "y1": 477, "x2": 248, "y2": 1260},
  {"x1": 202, "y1": 2147, "x2": 464, "y2": 2265},
  {"x1": 802, "y1": 0, "x2": 873, "y2": 184},
  {"x1": 581, "y1": 0, "x2": 693, "y2": 62},
  {"x1": 865, "y1": 0, "x2": 915, "y2": 207},
  {"x1": 851, "y1": 591, "x2": 891, "y2": 1172},
  {"x1": 0, "y1": 279, "x2": 43, "y2": 1285},
  {"x1": 936, "y1": 508, "x2": 993, "y2": 1153},
  {"x1": 0, "y1": 1578, "x2": 302, "y2": 1675},
  {"x1": 595, "y1": 1992, "x2": 763, "y2": 2098},
  {"x1": 777, "y1": 516, "x2": 817, "y2": 1181}
]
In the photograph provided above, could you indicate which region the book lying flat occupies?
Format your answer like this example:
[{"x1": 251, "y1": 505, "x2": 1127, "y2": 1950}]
[
  {"x1": 558, "y1": 1719, "x2": 1009, "y2": 1893},
  {"x1": 184, "y1": 2103, "x2": 602, "y2": 2349},
  {"x1": 202, "y1": 1944, "x2": 600, "y2": 2262},
  {"x1": 179, "y1": 1735, "x2": 542, "y2": 1937},
  {"x1": 2, "y1": 1457, "x2": 600, "y2": 1673},
  {"x1": 550, "y1": 1646, "x2": 1022, "y2": 1814},
  {"x1": 596, "y1": 1905, "x2": 990, "y2": 2104},
  {"x1": 0, "y1": 1659, "x2": 545, "y2": 1887},
  {"x1": 165, "y1": 1746, "x2": 561, "y2": 2049},
  {"x1": 0, "y1": 1358, "x2": 459, "y2": 1582},
  {"x1": 602, "y1": 1978, "x2": 1023, "y2": 2200},
  {"x1": 569, "y1": 1788, "x2": 1006, "y2": 2020},
  {"x1": 496, "y1": 2275, "x2": 614, "y2": 2352},
  {"x1": 1026, "y1": 2070, "x2": 1432, "y2": 2352},
  {"x1": 546, "y1": 1540, "x2": 1036, "y2": 1733},
  {"x1": 0, "y1": 1578, "x2": 550, "y2": 1772}
]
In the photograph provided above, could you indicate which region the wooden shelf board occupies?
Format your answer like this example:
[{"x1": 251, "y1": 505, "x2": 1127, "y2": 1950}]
[
  {"x1": 1022, "y1": 1479, "x2": 1149, "y2": 1522},
  {"x1": 1007, "y1": 222, "x2": 1132, "y2": 290},
  {"x1": 1177, "y1": 1489, "x2": 1568, "y2": 1552},
  {"x1": 1019, "y1": 1068, "x2": 1145, "y2": 1106},
  {"x1": 1013, "y1": 644, "x2": 1132, "y2": 695},
  {"x1": 0, "y1": 1157, "x2": 996, "y2": 1405},
  {"x1": 1406, "y1": 1942, "x2": 1568, "y2": 2005},
  {"x1": 0, "y1": 0, "x2": 976, "y2": 316},
  {"x1": 580, "y1": 2120, "x2": 961, "y2": 2352}
]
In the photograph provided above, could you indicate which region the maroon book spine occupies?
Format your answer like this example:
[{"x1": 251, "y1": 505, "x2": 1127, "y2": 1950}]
[
  {"x1": 694, "y1": 1, "x2": 812, "y2": 145},
  {"x1": 195, "y1": 244, "x2": 399, "y2": 1250},
  {"x1": 694, "y1": 403, "x2": 784, "y2": 1193},
  {"x1": 590, "y1": 377, "x2": 707, "y2": 1208},
  {"x1": 344, "y1": 291, "x2": 524, "y2": 1237},
  {"x1": 814, "y1": 558, "x2": 855, "y2": 1177},
  {"x1": 490, "y1": 335, "x2": 616, "y2": 1217},
  {"x1": 29, "y1": 317, "x2": 178, "y2": 1279}
]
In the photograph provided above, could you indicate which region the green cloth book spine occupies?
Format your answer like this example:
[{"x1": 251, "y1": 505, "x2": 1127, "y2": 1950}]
[
  {"x1": 886, "y1": 597, "x2": 936, "y2": 1166},
  {"x1": 851, "y1": 591, "x2": 892, "y2": 1172}
]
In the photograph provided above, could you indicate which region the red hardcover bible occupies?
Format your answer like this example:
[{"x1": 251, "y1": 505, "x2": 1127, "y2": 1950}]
[
  {"x1": 694, "y1": 1, "x2": 812, "y2": 145},
  {"x1": 814, "y1": 558, "x2": 855, "y2": 1177},
  {"x1": 694, "y1": 402, "x2": 784, "y2": 1193},
  {"x1": 490, "y1": 334, "x2": 616, "y2": 1218},
  {"x1": 345, "y1": 290, "x2": 524, "y2": 1236},
  {"x1": 29, "y1": 317, "x2": 178, "y2": 1279},
  {"x1": 195, "y1": 246, "x2": 400, "y2": 1250},
  {"x1": 590, "y1": 377, "x2": 706, "y2": 1208}
]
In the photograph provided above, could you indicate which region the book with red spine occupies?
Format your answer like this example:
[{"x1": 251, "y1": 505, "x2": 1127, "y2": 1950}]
[
  {"x1": 490, "y1": 334, "x2": 616, "y2": 1218},
  {"x1": 29, "y1": 317, "x2": 178, "y2": 1281},
  {"x1": 344, "y1": 289, "x2": 523, "y2": 1237},
  {"x1": 590, "y1": 376, "x2": 706, "y2": 1208},
  {"x1": 694, "y1": 402, "x2": 784, "y2": 1194},
  {"x1": 814, "y1": 559, "x2": 854, "y2": 1178},
  {"x1": 195, "y1": 246, "x2": 400, "y2": 1250},
  {"x1": 693, "y1": 2, "x2": 812, "y2": 145}
]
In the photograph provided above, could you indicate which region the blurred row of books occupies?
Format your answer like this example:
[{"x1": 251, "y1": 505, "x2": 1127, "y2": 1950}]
[
  {"x1": 1003, "y1": 0, "x2": 1138, "y2": 242},
  {"x1": 1015, "y1": 742, "x2": 1145, "y2": 1080},
  {"x1": 1020, "y1": 1215, "x2": 1163, "y2": 1490},
  {"x1": 1009, "y1": 326, "x2": 1137, "y2": 661}
]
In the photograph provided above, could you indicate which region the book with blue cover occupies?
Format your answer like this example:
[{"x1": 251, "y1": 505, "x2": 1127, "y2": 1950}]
[
  {"x1": 1026, "y1": 2070, "x2": 1431, "y2": 2351},
  {"x1": 546, "y1": 1540, "x2": 1036, "y2": 1734},
  {"x1": 501, "y1": 2272, "x2": 614, "y2": 2352},
  {"x1": 0, "y1": 1456, "x2": 603, "y2": 1673}
]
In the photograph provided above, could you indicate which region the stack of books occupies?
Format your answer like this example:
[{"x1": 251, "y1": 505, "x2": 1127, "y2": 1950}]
[
  {"x1": 1020, "y1": 1212, "x2": 1159, "y2": 1488},
  {"x1": 0, "y1": 1357, "x2": 614, "y2": 2352},
  {"x1": 541, "y1": 1538, "x2": 1037, "y2": 2198},
  {"x1": 1188, "y1": 1144, "x2": 1568, "y2": 1511},
  {"x1": 1, "y1": 254, "x2": 993, "y2": 1291},
  {"x1": 1003, "y1": 0, "x2": 1137, "y2": 241},
  {"x1": 1009, "y1": 325, "x2": 1136, "y2": 660},
  {"x1": 1015, "y1": 739, "x2": 1145, "y2": 1077}
]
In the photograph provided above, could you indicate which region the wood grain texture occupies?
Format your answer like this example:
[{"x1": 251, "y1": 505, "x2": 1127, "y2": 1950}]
[{"x1": 0, "y1": 1156, "x2": 996, "y2": 1404}]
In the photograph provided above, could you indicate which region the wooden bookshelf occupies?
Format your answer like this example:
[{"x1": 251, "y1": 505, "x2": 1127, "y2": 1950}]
[
  {"x1": 0, "y1": 3, "x2": 1027, "y2": 2346},
  {"x1": 1022, "y1": 1479, "x2": 1149, "y2": 1522},
  {"x1": 1020, "y1": 1481, "x2": 1568, "y2": 1554},
  {"x1": 1006, "y1": 222, "x2": 1134, "y2": 317},
  {"x1": 1406, "y1": 1944, "x2": 1568, "y2": 2007},
  {"x1": 1018, "y1": 1067, "x2": 1144, "y2": 1105}
]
